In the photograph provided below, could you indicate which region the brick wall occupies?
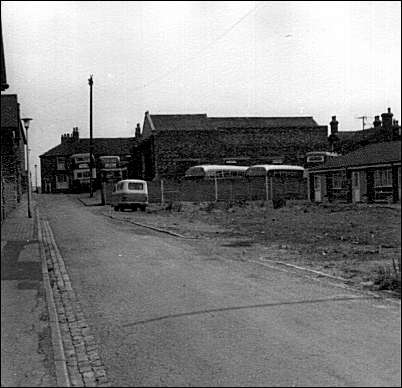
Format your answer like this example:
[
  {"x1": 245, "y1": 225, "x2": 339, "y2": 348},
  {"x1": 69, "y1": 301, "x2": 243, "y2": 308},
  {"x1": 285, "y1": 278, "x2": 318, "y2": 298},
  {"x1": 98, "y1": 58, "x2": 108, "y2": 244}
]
[
  {"x1": 152, "y1": 126, "x2": 328, "y2": 179},
  {"x1": 1, "y1": 130, "x2": 25, "y2": 221}
]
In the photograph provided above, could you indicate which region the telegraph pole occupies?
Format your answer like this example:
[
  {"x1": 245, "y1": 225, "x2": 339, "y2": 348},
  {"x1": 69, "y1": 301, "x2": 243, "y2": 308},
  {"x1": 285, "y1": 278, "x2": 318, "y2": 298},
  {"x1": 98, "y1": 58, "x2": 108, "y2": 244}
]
[
  {"x1": 88, "y1": 75, "x2": 94, "y2": 197},
  {"x1": 34, "y1": 164, "x2": 38, "y2": 193}
]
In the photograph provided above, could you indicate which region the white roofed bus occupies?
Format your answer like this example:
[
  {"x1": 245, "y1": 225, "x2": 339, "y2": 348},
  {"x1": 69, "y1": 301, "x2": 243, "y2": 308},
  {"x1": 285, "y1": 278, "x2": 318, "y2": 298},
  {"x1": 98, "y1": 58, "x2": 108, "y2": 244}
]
[
  {"x1": 184, "y1": 165, "x2": 249, "y2": 180},
  {"x1": 246, "y1": 164, "x2": 306, "y2": 202}
]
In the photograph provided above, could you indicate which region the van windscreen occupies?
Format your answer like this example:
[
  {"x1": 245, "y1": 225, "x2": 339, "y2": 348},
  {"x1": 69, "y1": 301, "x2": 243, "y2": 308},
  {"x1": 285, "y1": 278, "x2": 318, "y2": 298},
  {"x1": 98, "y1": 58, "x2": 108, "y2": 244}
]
[{"x1": 128, "y1": 182, "x2": 144, "y2": 190}]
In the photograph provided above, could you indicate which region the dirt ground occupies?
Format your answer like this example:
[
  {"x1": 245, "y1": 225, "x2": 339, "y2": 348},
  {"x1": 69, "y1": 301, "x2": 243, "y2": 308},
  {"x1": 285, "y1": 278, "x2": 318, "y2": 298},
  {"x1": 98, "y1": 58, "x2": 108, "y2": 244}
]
[{"x1": 99, "y1": 198, "x2": 401, "y2": 297}]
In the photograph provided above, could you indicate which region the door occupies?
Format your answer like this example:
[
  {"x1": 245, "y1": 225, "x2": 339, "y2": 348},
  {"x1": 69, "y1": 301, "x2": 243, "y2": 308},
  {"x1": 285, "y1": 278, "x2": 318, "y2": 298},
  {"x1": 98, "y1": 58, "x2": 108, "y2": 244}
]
[
  {"x1": 314, "y1": 175, "x2": 321, "y2": 202},
  {"x1": 352, "y1": 171, "x2": 360, "y2": 203}
]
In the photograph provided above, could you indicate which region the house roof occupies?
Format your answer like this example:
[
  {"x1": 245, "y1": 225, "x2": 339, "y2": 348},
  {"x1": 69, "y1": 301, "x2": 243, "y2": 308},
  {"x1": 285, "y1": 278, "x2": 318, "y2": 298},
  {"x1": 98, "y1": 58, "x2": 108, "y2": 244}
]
[
  {"x1": 208, "y1": 116, "x2": 318, "y2": 129},
  {"x1": 310, "y1": 141, "x2": 401, "y2": 171},
  {"x1": 150, "y1": 114, "x2": 208, "y2": 131},
  {"x1": 148, "y1": 113, "x2": 319, "y2": 132},
  {"x1": 40, "y1": 137, "x2": 134, "y2": 158}
]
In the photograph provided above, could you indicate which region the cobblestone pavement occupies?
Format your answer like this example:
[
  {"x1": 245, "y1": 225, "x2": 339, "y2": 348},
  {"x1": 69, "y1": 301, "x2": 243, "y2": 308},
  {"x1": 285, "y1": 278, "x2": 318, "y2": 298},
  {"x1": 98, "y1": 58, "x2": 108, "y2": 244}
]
[{"x1": 39, "y1": 218, "x2": 111, "y2": 387}]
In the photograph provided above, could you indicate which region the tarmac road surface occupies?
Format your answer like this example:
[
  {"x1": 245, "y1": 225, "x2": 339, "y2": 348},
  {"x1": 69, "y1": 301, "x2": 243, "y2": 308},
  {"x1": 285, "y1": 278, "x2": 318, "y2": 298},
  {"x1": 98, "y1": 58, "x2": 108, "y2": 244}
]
[{"x1": 38, "y1": 194, "x2": 401, "y2": 387}]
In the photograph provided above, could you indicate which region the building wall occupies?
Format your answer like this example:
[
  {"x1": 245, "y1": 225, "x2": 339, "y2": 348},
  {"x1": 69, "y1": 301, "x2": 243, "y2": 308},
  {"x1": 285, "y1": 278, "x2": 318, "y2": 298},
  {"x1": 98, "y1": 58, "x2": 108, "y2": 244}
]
[
  {"x1": 1, "y1": 129, "x2": 26, "y2": 221},
  {"x1": 151, "y1": 126, "x2": 328, "y2": 179}
]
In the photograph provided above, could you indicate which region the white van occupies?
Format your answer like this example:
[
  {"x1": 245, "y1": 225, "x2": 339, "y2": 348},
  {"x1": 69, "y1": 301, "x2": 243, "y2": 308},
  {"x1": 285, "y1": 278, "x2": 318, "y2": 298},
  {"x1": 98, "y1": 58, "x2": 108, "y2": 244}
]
[{"x1": 111, "y1": 179, "x2": 148, "y2": 211}]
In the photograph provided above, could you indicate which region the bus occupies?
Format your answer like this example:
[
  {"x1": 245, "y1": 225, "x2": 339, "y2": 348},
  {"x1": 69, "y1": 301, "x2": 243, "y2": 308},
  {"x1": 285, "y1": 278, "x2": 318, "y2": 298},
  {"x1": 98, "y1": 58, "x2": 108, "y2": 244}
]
[
  {"x1": 70, "y1": 153, "x2": 96, "y2": 193},
  {"x1": 184, "y1": 165, "x2": 249, "y2": 180},
  {"x1": 97, "y1": 156, "x2": 126, "y2": 183},
  {"x1": 246, "y1": 164, "x2": 306, "y2": 200}
]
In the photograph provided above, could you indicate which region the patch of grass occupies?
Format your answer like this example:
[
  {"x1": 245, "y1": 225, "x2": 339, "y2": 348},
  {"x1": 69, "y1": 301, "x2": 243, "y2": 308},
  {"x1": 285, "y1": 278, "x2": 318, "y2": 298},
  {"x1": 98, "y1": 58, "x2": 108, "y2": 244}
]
[{"x1": 373, "y1": 257, "x2": 401, "y2": 294}]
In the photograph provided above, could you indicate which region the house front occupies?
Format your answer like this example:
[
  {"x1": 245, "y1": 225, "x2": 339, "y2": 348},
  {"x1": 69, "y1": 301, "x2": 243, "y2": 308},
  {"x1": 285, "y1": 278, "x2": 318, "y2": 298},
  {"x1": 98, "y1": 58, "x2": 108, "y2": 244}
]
[
  {"x1": 40, "y1": 127, "x2": 135, "y2": 193},
  {"x1": 309, "y1": 141, "x2": 401, "y2": 203}
]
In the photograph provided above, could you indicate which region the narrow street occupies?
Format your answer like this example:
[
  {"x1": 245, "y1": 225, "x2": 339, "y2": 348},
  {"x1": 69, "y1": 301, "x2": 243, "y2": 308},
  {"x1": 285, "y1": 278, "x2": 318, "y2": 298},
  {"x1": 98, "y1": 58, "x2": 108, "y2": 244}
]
[{"x1": 38, "y1": 194, "x2": 401, "y2": 387}]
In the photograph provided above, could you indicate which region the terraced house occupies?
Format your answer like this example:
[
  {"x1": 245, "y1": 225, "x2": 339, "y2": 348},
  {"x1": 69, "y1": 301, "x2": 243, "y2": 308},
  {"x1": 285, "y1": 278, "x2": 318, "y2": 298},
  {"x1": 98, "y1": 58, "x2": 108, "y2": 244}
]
[
  {"x1": 40, "y1": 127, "x2": 135, "y2": 193},
  {"x1": 309, "y1": 141, "x2": 401, "y2": 204},
  {"x1": 1, "y1": 21, "x2": 27, "y2": 221},
  {"x1": 132, "y1": 111, "x2": 329, "y2": 180}
]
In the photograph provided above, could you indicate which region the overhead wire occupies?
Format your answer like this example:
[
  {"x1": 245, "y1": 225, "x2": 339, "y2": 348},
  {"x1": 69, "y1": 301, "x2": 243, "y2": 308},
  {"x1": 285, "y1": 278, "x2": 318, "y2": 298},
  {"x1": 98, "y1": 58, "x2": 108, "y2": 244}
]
[{"x1": 131, "y1": 1, "x2": 264, "y2": 91}]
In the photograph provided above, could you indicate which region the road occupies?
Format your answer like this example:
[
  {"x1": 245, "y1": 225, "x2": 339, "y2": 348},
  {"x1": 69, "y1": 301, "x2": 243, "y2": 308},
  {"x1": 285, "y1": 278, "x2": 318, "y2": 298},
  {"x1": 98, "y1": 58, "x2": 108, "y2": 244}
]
[{"x1": 37, "y1": 194, "x2": 401, "y2": 387}]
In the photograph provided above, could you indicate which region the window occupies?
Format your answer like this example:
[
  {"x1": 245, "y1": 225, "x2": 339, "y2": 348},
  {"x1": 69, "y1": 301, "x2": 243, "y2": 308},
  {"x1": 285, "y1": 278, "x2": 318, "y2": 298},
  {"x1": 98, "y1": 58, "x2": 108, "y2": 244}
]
[
  {"x1": 374, "y1": 169, "x2": 392, "y2": 187},
  {"x1": 128, "y1": 182, "x2": 144, "y2": 190},
  {"x1": 56, "y1": 175, "x2": 67, "y2": 183},
  {"x1": 57, "y1": 157, "x2": 66, "y2": 170},
  {"x1": 332, "y1": 172, "x2": 346, "y2": 189}
]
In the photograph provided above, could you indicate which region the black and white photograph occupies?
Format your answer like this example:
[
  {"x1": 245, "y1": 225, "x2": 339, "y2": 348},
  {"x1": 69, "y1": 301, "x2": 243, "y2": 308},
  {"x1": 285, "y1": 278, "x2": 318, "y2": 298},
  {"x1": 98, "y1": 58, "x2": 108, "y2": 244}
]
[{"x1": 1, "y1": 1, "x2": 401, "y2": 387}]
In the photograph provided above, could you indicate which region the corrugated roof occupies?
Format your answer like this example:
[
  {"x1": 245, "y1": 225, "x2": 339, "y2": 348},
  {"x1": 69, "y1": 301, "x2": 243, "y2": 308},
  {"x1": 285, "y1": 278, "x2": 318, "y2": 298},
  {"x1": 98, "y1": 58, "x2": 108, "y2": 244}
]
[
  {"x1": 310, "y1": 141, "x2": 401, "y2": 171},
  {"x1": 40, "y1": 137, "x2": 134, "y2": 157},
  {"x1": 148, "y1": 114, "x2": 319, "y2": 131}
]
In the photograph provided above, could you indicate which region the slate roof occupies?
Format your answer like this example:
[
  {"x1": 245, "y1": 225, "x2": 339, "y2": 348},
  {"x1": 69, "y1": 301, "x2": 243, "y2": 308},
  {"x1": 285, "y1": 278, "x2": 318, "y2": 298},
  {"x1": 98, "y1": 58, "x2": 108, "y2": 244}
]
[
  {"x1": 149, "y1": 114, "x2": 208, "y2": 131},
  {"x1": 40, "y1": 137, "x2": 134, "y2": 158},
  {"x1": 208, "y1": 116, "x2": 318, "y2": 129},
  {"x1": 310, "y1": 141, "x2": 401, "y2": 171},
  {"x1": 148, "y1": 114, "x2": 319, "y2": 131}
]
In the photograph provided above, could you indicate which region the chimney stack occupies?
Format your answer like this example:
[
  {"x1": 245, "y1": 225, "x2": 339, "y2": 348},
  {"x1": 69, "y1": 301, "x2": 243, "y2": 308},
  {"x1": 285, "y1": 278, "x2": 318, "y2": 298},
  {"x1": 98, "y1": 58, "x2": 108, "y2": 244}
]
[
  {"x1": 373, "y1": 115, "x2": 381, "y2": 128},
  {"x1": 72, "y1": 127, "x2": 79, "y2": 141},
  {"x1": 381, "y1": 107, "x2": 393, "y2": 130},
  {"x1": 135, "y1": 123, "x2": 141, "y2": 138},
  {"x1": 330, "y1": 116, "x2": 338, "y2": 135}
]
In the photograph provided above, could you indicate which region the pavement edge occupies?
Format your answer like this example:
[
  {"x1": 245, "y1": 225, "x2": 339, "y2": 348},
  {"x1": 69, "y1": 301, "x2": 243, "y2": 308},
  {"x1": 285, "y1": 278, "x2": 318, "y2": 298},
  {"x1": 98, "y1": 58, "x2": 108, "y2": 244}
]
[{"x1": 37, "y1": 208, "x2": 71, "y2": 387}]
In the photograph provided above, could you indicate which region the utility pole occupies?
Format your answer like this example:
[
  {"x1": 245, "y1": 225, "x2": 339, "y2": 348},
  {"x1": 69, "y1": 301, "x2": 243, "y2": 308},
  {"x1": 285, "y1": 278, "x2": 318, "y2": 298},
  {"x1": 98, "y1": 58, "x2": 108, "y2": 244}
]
[
  {"x1": 356, "y1": 116, "x2": 367, "y2": 130},
  {"x1": 34, "y1": 164, "x2": 38, "y2": 193},
  {"x1": 88, "y1": 75, "x2": 94, "y2": 197}
]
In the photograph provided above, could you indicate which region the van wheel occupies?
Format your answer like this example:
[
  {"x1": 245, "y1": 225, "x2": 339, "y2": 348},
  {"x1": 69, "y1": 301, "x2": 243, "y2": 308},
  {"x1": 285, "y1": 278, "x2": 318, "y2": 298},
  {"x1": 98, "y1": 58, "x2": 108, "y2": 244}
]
[
  {"x1": 132, "y1": 206, "x2": 137, "y2": 212},
  {"x1": 113, "y1": 206, "x2": 119, "y2": 211},
  {"x1": 140, "y1": 205, "x2": 146, "y2": 212}
]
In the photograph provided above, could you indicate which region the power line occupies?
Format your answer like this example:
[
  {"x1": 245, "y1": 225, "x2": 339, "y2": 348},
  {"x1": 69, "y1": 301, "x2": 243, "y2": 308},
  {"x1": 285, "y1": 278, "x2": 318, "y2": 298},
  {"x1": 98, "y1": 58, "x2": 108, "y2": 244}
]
[{"x1": 132, "y1": 2, "x2": 264, "y2": 92}]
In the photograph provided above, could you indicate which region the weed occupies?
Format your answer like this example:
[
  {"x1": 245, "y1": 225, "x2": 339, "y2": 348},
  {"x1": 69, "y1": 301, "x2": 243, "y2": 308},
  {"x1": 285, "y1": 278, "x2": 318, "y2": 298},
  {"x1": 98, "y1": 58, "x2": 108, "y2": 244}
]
[{"x1": 373, "y1": 260, "x2": 401, "y2": 294}]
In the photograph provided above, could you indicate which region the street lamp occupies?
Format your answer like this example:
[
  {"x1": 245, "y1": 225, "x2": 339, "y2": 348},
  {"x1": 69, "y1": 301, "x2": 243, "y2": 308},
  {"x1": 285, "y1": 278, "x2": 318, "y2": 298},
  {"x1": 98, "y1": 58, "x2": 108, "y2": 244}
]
[{"x1": 21, "y1": 117, "x2": 33, "y2": 218}]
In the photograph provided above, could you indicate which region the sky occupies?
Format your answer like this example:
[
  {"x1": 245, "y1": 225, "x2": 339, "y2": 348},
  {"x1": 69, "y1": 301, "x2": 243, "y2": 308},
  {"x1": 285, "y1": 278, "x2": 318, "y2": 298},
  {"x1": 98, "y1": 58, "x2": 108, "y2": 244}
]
[{"x1": 2, "y1": 1, "x2": 401, "y2": 183}]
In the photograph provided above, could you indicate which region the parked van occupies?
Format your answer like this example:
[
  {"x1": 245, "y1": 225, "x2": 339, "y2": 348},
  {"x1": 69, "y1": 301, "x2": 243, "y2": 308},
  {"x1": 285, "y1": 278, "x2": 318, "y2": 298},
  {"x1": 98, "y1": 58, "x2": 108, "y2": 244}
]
[{"x1": 111, "y1": 179, "x2": 148, "y2": 211}]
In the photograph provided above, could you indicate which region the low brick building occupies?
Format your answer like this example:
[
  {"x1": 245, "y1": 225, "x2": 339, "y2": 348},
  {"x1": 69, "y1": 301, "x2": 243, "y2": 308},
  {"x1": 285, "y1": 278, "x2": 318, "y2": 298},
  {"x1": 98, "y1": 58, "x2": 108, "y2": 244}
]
[
  {"x1": 309, "y1": 141, "x2": 401, "y2": 203},
  {"x1": 133, "y1": 112, "x2": 329, "y2": 180},
  {"x1": 40, "y1": 128, "x2": 135, "y2": 193}
]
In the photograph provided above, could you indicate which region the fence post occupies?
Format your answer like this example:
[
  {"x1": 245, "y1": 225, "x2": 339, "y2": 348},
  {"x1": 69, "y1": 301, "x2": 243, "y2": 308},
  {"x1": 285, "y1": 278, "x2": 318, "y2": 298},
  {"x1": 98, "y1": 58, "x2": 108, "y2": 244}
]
[
  {"x1": 265, "y1": 175, "x2": 269, "y2": 201},
  {"x1": 269, "y1": 176, "x2": 273, "y2": 200},
  {"x1": 214, "y1": 177, "x2": 218, "y2": 202},
  {"x1": 161, "y1": 179, "x2": 164, "y2": 205}
]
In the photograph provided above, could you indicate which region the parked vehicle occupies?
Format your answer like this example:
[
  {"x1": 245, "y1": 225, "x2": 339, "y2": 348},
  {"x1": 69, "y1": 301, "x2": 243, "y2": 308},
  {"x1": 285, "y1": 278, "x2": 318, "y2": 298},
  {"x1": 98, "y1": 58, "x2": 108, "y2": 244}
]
[
  {"x1": 70, "y1": 153, "x2": 96, "y2": 193},
  {"x1": 246, "y1": 164, "x2": 306, "y2": 200},
  {"x1": 111, "y1": 179, "x2": 148, "y2": 211},
  {"x1": 184, "y1": 165, "x2": 249, "y2": 180}
]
